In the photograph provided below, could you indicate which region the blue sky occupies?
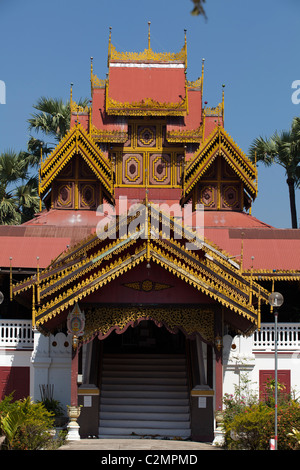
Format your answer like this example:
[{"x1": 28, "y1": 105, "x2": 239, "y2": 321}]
[{"x1": 0, "y1": 0, "x2": 300, "y2": 228}]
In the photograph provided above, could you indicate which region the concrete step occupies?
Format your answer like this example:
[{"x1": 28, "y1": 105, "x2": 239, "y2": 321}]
[
  {"x1": 100, "y1": 404, "x2": 190, "y2": 413},
  {"x1": 101, "y1": 384, "x2": 188, "y2": 398},
  {"x1": 98, "y1": 353, "x2": 191, "y2": 439},
  {"x1": 102, "y1": 368, "x2": 186, "y2": 376},
  {"x1": 98, "y1": 427, "x2": 191, "y2": 438},
  {"x1": 102, "y1": 376, "x2": 187, "y2": 385},
  {"x1": 100, "y1": 412, "x2": 190, "y2": 421},
  {"x1": 100, "y1": 397, "x2": 190, "y2": 406}
]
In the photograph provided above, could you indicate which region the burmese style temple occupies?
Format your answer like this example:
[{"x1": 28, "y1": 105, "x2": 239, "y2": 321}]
[{"x1": 0, "y1": 27, "x2": 300, "y2": 443}]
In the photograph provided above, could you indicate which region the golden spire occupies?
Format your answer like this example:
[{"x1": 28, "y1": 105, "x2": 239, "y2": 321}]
[
  {"x1": 70, "y1": 82, "x2": 73, "y2": 107},
  {"x1": 108, "y1": 26, "x2": 112, "y2": 66},
  {"x1": 222, "y1": 84, "x2": 225, "y2": 122},
  {"x1": 184, "y1": 29, "x2": 187, "y2": 69},
  {"x1": 148, "y1": 21, "x2": 151, "y2": 50},
  {"x1": 39, "y1": 145, "x2": 42, "y2": 212},
  {"x1": 90, "y1": 57, "x2": 93, "y2": 96},
  {"x1": 201, "y1": 58, "x2": 205, "y2": 97},
  {"x1": 70, "y1": 82, "x2": 73, "y2": 127}
]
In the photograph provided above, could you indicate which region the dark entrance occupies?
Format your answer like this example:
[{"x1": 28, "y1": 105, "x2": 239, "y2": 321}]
[{"x1": 103, "y1": 320, "x2": 186, "y2": 354}]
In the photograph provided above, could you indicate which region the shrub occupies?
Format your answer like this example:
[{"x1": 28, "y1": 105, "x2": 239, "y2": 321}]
[
  {"x1": 222, "y1": 373, "x2": 300, "y2": 450},
  {"x1": 0, "y1": 396, "x2": 66, "y2": 450}
]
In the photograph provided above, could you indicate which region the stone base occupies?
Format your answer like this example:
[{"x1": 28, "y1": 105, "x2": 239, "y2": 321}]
[
  {"x1": 212, "y1": 429, "x2": 225, "y2": 447},
  {"x1": 67, "y1": 421, "x2": 81, "y2": 441}
]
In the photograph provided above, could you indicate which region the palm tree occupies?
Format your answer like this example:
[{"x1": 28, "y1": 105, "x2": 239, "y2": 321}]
[
  {"x1": 28, "y1": 96, "x2": 89, "y2": 142},
  {"x1": 249, "y1": 117, "x2": 300, "y2": 229},
  {"x1": 0, "y1": 151, "x2": 40, "y2": 225}
]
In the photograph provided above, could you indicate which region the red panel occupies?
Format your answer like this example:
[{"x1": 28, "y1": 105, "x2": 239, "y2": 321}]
[
  {"x1": 108, "y1": 67, "x2": 186, "y2": 104},
  {"x1": 0, "y1": 367, "x2": 30, "y2": 401},
  {"x1": 259, "y1": 370, "x2": 291, "y2": 401}
]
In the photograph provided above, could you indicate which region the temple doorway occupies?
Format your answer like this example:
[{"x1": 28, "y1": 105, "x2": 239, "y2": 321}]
[
  {"x1": 103, "y1": 320, "x2": 186, "y2": 355},
  {"x1": 98, "y1": 321, "x2": 191, "y2": 439}
]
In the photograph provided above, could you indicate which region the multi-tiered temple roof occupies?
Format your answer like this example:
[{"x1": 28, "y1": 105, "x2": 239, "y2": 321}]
[{"x1": 1, "y1": 27, "x2": 299, "y2": 339}]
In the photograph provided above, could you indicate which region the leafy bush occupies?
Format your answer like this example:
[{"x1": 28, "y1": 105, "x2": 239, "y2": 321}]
[
  {"x1": 222, "y1": 374, "x2": 300, "y2": 450},
  {"x1": 0, "y1": 395, "x2": 66, "y2": 450}
]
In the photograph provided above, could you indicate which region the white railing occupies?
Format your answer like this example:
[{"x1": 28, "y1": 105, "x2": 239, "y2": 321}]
[
  {"x1": 253, "y1": 323, "x2": 300, "y2": 351},
  {"x1": 0, "y1": 320, "x2": 34, "y2": 349}
]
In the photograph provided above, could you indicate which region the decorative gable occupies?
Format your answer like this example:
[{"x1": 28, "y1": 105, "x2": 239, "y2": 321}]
[
  {"x1": 39, "y1": 124, "x2": 113, "y2": 209},
  {"x1": 183, "y1": 126, "x2": 257, "y2": 211}
]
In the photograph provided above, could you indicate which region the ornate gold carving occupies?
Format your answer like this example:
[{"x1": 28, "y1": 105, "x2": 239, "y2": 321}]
[
  {"x1": 187, "y1": 77, "x2": 202, "y2": 89},
  {"x1": 204, "y1": 103, "x2": 223, "y2": 117},
  {"x1": 109, "y1": 43, "x2": 187, "y2": 64},
  {"x1": 91, "y1": 73, "x2": 106, "y2": 89},
  {"x1": 39, "y1": 125, "x2": 112, "y2": 195},
  {"x1": 166, "y1": 126, "x2": 202, "y2": 143},
  {"x1": 184, "y1": 127, "x2": 257, "y2": 199},
  {"x1": 82, "y1": 305, "x2": 214, "y2": 344},
  {"x1": 91, "y1": 125, "x2": 128, "y2": 143},
  {"x1": 71, "y1": 101, "x2": 90, "y2": 114},
  {"x1": 123, "y1": 280, "x2": 172, "y2": 292},
  {"x1": 106, "y1": 95, "x2": 188, "y2": 117}
]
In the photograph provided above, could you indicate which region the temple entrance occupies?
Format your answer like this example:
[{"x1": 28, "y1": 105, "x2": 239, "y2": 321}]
[
  {"x1": 103, "y1": 320, "x2": 186, "y2": 355},
  {"x1": 98, "y1": 321, "x2": 191, "y2": 439}
]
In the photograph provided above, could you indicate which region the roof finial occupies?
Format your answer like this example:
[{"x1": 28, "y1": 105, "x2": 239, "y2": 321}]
[
  {"x1": 90, "y1": 57, "x2": 93, "y2": 96},
  {"x1": 148, "y1": 21, "x2": 151, "y2": 50},
  {"x1": 201, "y1": 58, "x2": 205, "y2": 96},
  {"x1": 108, "y1": 26, "x2": 112, "y2": 67},
  {"x1": 70, "y1": 82, "x2": 73, "y2": 126},
  {"x1": 184, "y1": 29, "x2": 187, "y2": 69},
  {"x1": 70, "y1": 82, "x2": 73, "y2": 105},
  {"x1": 222, "y1": 84, "x2": 225, "y2": 122}
]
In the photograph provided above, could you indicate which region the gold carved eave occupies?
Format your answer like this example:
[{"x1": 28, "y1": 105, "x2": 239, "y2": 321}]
[
  {"x1": 91, "y1": 124, "x2": 128, "y2": 143},
  {"x1": 82, "y1": 305, "x2": 214, "y2": 344},
  {"x1": 166, "y1": 125, "x2": 202, "y2": 143},
  {"x1": 243, "y1": 269, "x2": 300, "y2": 281},
  {"x1": 105, "y1": 95, "x2": 188, "y2": 117},
  {"x1": 14, "y1": 204, "x2": 268, "y2": 332},
  {"x1": 32, "y1": 240, "x2": 264, "y2": 329}
]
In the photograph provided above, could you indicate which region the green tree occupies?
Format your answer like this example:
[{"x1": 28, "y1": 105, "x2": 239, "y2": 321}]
[
  {"x1": 28, "y1": 96, "x2": 89, "y2": 143},
  {"x1": 249, "y1": 117, "x2": 300, "y2": 229},
  {"x1": 0, "y1": 150, "x2": 40, "y2": 225}
]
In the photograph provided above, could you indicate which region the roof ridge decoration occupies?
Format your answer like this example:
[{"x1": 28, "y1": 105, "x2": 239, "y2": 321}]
[
  {"x1": 39, "y1": 124, "x2": 113, "y2": 196},
  {"x1": 108, "y1": 24, "x2": 187, "y2": 66}
]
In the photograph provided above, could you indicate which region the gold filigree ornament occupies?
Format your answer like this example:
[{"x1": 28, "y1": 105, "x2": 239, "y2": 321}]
[
  {"x1": 106, "y1": 95, "x2": 188, "y2": 117},
  {"x1": 82, "y1": 305, "x2": 214, "y2": 344},
  {"x1": 109, "y1": 44, "x2": 187, "y2": 64}
]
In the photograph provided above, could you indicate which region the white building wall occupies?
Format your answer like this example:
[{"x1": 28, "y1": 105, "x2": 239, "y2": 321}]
[
  {"x1": 223, "y1": 327, "x2": 300, "y2": 401},
  {"x1": 31, "y1": 330, "x2": 72, "y2": 413}
]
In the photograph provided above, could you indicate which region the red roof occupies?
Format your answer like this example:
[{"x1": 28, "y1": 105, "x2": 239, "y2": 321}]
[
  {"x1": 199, "y1": 211, "x2": 300, "y2": 271},
  {"x1": 107, "y1": 65, "x2": 186, "y2": 105},
  {"x1": 1, "y1": 208, "x2": 299, "y2": 272},
  {"x1": 0, "y1": 210, "x2": 102, "y2": 268}
]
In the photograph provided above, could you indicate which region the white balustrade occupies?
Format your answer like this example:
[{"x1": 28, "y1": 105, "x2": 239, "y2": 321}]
[
  {"x1": 1, "y1": 320, "x2": 300, "y2": 352},
  {"x1": 0, "y1": 320, "x2": 34, "y2": 349},
  {"x1": 253, "y1": 323, "x2": 300, "y2": 351}
]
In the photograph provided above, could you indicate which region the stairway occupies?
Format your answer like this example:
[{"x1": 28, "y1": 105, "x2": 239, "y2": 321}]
[{"x1": 98, "y1": 354, "x2": 191, "y2": 439}]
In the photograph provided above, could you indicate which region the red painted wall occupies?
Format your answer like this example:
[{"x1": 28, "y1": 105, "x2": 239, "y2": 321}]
[
  {"x1": 259, "y1": 370, "x2": 291, "y2": 401},
  {"x1": 83, "y1": 262, "x2": 213, "y2": 305},
  {"x1": 0, "y1": 367, "x2": 30, "y2": 401}
]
